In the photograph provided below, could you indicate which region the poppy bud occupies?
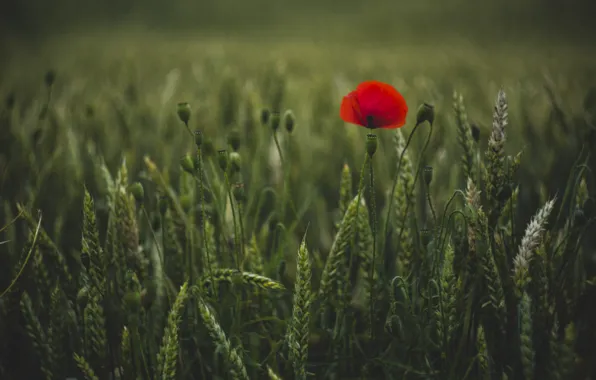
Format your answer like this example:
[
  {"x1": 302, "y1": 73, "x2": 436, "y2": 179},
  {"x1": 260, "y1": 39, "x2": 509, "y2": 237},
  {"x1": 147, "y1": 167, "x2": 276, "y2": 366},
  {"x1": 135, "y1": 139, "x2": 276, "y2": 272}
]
[
  {"x1": 44, "y1": 70, "x2": 56, "y2": 88},
  {"x1": 283, "y1": 110, "x2": 295, "y2": 133},
  {"x1": 227, "y1": 129, "x2": 241, "y2": 151},
  {"x1": 194, "y1": 130, "x2": 203, "y2": 147},
  {"x1": 180, "y1": 154, "x2": 195, "y2": 174},
  {"x1": 423, "y1": 166, "x2": 433, "y2": 186},
  {"x1": 270, "y1": 111, "x2": 281, "y2": 131},
  {"x1": 128, "y1": 182, "x2": 144, "y2": 204},
  {"x1": 177, "y1": 102, "x2": 191, "y2": 126},
  {"x1": 229, "y1": 151, "x2": 241, "y2": 173},
  {"x1": 233, "y1": 182, "x2": 246, "y2": 203},
  {"x1": 416, "y1": 103, "x2": 435, "y2": 126},
  {"x1": 158, "y1": 195, "x2": 168, "y2": 216},
  {"x1": 366, "y1": 133, "x2": 378, "y2": 157},
  {"x1": 218, "y1": 150, "x2": 229, "y2": 171},
  {"x1": 261, "y1": 108, "x2": 271, "y2": 126},
  {"x1": 470, "y1": 123, "x2": 481, "y2": 143}
]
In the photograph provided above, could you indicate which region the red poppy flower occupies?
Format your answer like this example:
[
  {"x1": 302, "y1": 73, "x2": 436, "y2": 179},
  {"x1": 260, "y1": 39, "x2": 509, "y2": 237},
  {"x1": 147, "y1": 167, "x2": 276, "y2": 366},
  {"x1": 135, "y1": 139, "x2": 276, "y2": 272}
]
[{"x1": 340, "y1": 80, "x2": 408, "y2": 129}]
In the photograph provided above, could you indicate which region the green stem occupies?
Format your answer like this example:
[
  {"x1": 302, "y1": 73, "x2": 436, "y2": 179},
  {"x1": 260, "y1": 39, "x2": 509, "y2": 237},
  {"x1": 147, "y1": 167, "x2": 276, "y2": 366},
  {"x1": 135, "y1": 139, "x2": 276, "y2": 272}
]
[
  {"x1": 396, "y1": 122, "x2": 434, "y2": 251},
  {"x1": 196, "y1": 148, "x2": 215, "y2": 291},
  {"x1": 224, "y1": 172, "x2": 241, "y2": 269},
  {"x1": 368, "y1": 156, "x2": 377, "y2": 339},
  {"x1": 381, "y1": 123, "x2": 422, "y2": 254}
]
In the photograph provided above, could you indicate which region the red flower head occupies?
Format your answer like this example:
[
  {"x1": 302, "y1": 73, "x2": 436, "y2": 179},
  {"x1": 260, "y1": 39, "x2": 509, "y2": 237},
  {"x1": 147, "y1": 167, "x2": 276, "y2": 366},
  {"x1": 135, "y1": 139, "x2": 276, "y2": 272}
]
[{"x1": 340, "y1": 80, "x2": 408, "y2": 129}]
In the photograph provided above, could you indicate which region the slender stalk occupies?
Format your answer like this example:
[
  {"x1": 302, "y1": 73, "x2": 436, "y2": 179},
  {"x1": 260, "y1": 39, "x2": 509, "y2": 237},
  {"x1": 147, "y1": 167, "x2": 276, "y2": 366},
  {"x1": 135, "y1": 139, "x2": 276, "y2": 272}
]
[
  {"x1": 397, "y1": 122, "x2": 434, "y2": 249},
  {"x1": 224, "y1": 172, "x2": 241, "y2": 269},
  {"x1": 368, "y1": 156, "x2": 377, "y2": 338},
  {"x1": 381, "y1": 123, "x2": 422, "y2": 252}
]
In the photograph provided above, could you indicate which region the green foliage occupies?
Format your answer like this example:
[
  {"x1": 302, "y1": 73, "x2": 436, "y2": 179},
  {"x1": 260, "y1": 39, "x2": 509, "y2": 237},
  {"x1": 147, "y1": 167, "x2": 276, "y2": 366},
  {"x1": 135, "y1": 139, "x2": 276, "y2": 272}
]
[{"x1": 0, "y1": 38, "x2": 596, "y2": 380}]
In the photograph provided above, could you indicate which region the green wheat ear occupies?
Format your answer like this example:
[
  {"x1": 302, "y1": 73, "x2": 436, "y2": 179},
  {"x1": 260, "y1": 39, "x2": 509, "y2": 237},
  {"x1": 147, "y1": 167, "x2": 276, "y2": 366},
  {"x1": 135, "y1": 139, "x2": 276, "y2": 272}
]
[
  {"x1": 454, "y1": 91, "x2": 475, "y2": 182},
  {"x1": 82, "y1": 186, "x2": 105, "y2": 296},
  {"x1": 319, "y1": 195, "x2": 362, "y2": 308},
  {"x1": 73, "y1": 353, "x2": 99, "y2": 380},
  {"x1": 337, "y1": 162, "x2": 353, "y2": 229},
  {"x1": 157, "y1": 282, "x2": 189, "y2": 380},
  {"x1": 288, "y1": 238, "x2": 312, "y2": 380},
  {"x1": 196, "y1": 295, "x2": 249, "y2": 380},
  {"x1": 392, "y1": 129, "x2": 415, "y2": 276}
]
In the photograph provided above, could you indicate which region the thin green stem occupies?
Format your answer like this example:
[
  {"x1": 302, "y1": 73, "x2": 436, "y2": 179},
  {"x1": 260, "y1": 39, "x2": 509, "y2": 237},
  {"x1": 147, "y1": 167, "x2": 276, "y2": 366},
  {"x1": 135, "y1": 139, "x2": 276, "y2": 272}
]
[
  {"x1": 381, "y1": 123, "x2": 422, "y2": 253},
  {"x1": 426, "y1": 186, "x2": 437, "y2": 227},
  {"x1": 196, "y1": 148, "x2": 215, "y2": 289},
  {"x1": 224, "y1": 172, "x2": 241, "y2": 269},
  {"x1": 396, "y1": 122, "x2": 434, "y2": 250},
  {"x1": 368, "y1": 155, "x2": 377, "y2": 339},
  {"x1": 273, "y1": 131, "x2": 284, "y2": 165}
]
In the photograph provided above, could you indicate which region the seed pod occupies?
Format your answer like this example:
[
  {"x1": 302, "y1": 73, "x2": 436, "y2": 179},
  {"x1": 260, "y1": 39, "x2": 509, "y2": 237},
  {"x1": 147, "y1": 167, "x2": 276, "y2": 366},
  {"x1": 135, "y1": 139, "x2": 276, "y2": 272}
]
[
  {"x1": 227, "y1": 129, "x2": 241, "y2": 151},
  {"x1": 284, "y1": 110, "x2": 295, "y2": 133},
  {"x1": 416, "y1": 102, "x2": 435, "y2": 126},
  {"x1": 177, "y1": 102, "x2": 191, "y2": 125},
  {"x1": 218, "y1": 150, "x2": 229, "y2": 171}
]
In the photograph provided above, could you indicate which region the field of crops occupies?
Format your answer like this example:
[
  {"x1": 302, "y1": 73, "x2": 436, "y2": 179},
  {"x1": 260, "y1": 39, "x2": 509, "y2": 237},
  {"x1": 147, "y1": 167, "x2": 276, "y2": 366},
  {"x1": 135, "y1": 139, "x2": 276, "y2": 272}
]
[{"x1": 1, "y1": 32, "x2": 596, "y2": 380}]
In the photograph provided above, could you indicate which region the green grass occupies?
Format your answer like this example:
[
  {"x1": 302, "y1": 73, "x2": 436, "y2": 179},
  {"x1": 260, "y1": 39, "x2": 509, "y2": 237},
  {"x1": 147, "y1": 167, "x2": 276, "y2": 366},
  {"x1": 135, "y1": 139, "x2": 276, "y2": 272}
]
[{"x1": 0, "y1": 32, "x2": 596, "y2": 380}]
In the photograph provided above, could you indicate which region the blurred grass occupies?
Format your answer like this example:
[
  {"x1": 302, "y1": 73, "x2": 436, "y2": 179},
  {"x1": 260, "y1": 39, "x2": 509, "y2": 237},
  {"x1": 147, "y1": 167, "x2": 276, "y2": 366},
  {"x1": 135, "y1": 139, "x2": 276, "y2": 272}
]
[
  {"x1": 2, "y1": 29, "x2": 596, "y2": 379},
  {"x1": 2, "y1": 30, "x2": 596, "y2": 255}
]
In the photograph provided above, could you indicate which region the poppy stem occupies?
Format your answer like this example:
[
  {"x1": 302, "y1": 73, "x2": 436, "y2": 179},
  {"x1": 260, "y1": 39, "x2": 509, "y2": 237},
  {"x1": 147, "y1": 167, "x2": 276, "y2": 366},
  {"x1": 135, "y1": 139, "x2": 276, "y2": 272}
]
[{"x1": 368, "y1": 154, "x2": 377, "y2": 340}]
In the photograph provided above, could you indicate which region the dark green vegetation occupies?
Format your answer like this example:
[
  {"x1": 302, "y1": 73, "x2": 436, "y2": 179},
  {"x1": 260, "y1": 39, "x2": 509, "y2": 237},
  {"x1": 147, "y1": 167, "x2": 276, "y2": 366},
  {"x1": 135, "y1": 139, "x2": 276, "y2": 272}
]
[{"x1": 1, "y1": 35, "x2": 596, "y2": 380}]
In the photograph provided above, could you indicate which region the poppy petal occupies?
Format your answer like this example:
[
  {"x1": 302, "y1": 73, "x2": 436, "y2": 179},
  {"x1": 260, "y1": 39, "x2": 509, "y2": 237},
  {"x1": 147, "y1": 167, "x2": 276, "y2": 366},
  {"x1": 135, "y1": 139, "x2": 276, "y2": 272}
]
[
  {"x1": 356, "y1": 80, "x2": 408, "y2": 128},
  {"x1": 340, "y1": 91, "x2": 364, "y2": 126}
]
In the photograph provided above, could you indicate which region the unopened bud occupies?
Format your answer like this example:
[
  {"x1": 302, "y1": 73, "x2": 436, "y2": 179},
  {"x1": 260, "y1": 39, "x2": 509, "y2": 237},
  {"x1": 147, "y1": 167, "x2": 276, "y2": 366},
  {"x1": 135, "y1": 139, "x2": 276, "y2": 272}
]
[
  {"x1": 227, "y1": 129, "x2": 241, "y2": 151},
  {"x1": 177, "y1": 102, "x2": 191, "y2": 125},
  {"x1": 180, "y1": 154, "x2": 195, "y2": 174},
  {"x1": 270, "y1": 111, "x2": 281, "y2": 131},
  {"x1": 423, "y1": 166, "x2": 433, "y2": 186},
  {"x1": 283, "y1": 110, "x2": 295, "y2": 133},
  {"x1": 218, "y1": 150, "x2": 229, "y2": 171},
  {"x1": 194, "y1": 130, "x2": 203, "y2": 147},
  {"x1": 44, "y1": 70, "x2": 56, "y2": 87},
  {"x1": 128, "y1": 182, "x2": 144, "y2": 204},
  {"x1": 229, "y1": 151, "x2": 241, "y2": 173},
  {"x1": 233, "y1": 183, "x2": 246, "y2": 203},
  {"x1": 366, "y1": 133, "x2": 378, "y2": 157},
  {"x1": 260, "y1": 108, "x2": 271, "y2": 126},
  {"x1": 416, "y1": 102, "x2": 435, "y2": 126}
]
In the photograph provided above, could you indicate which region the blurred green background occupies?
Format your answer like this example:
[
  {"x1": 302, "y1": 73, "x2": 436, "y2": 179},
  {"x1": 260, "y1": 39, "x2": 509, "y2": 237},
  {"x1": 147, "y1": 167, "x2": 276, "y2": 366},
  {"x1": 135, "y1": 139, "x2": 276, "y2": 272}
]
[{"x1": 1, "y1": 1, "x2": 596, "y2": 379}]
